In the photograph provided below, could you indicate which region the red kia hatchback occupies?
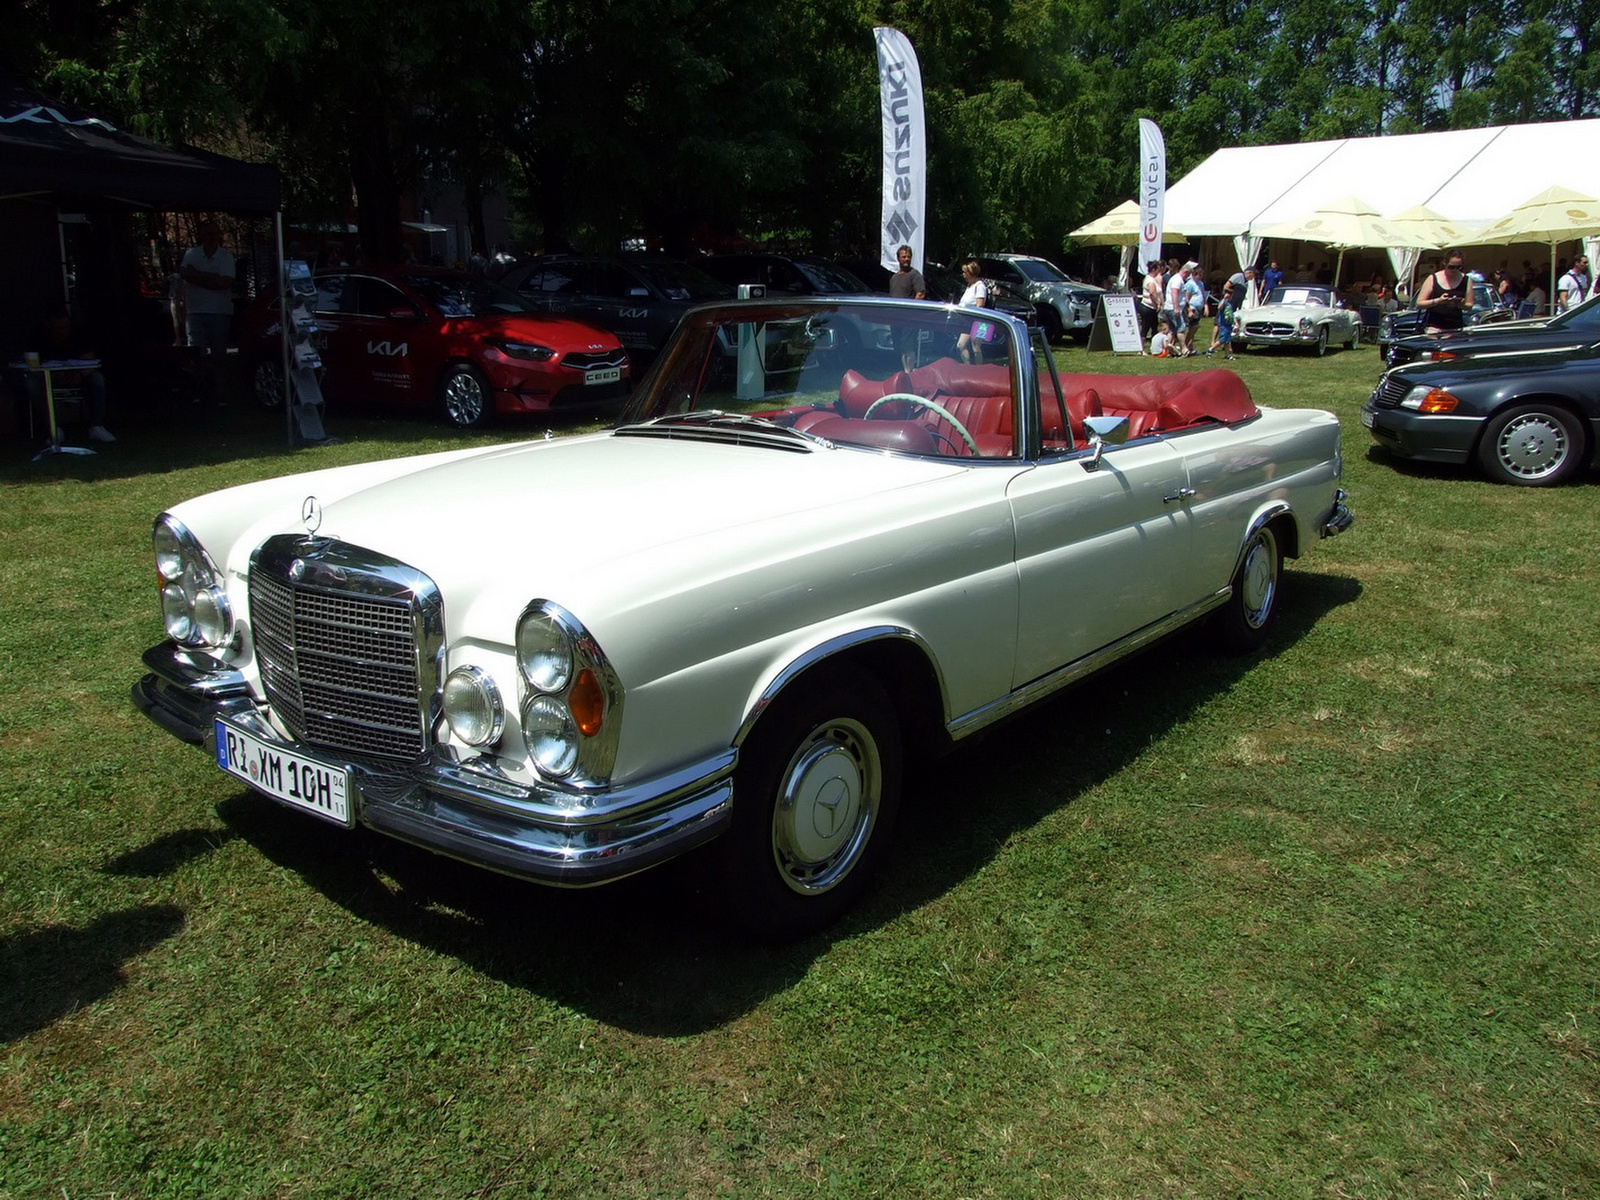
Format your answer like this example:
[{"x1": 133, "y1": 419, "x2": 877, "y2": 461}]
[{"x1": 245, "y1": 267, "x2": 630, "y2": 427}]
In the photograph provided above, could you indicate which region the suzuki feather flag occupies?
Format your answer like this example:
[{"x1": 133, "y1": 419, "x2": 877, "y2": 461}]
[
  {"x1": 1138, "y1": 118, "x2": 1166, "y2": 270},
  {"x1": 875, "y1": 27, "x2": 926, "y2": 272}
]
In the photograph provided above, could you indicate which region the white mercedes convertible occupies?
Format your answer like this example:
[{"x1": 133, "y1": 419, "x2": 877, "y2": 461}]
[{"x1": 134, "y1": 296, "x2": 1351, "y2": 938}]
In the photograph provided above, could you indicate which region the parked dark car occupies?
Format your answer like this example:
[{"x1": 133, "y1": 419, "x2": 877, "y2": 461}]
[
  {"x1": 500, "y1": 254, "x2": 734, "y2": 368},
  {"x1": 241, "y1": 267, "x2": 629, "y2": 428},
  {"x1": 1376, "y1": 280, "x2": 1516, "y2": 363},
  {"x1": 699, "y1": 254, "x2": 874, "y2": 296},
  {"x1": 1380, "y1": 291, "x2": 1599, "y2": 369},
  {"x1": 1362, "y1": 344, "x2": 1600, "y2": 485}
]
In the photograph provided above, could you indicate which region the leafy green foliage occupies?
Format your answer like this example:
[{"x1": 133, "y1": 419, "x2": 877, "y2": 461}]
[{"x1": 11, "y1": 2, "x2": 1600, "y2": 262}]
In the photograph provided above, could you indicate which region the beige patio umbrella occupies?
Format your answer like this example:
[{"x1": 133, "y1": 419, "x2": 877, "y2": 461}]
[
  {"x1": 1069, "y1": 199, "x2": 1188, "y2": 246},
  {"x1": 1475, "y1": 186, "x2": 1600, "y2": 313},
  {"x1": 1070, "y1": 200, "x2": 1186, "y2": 289},
  {"x1": 1258, "y1": 195, "x2": 1398, "y2": 286},
  {"x1": 1382, "y1": 204, "x2": 1479, "y2": 298}
]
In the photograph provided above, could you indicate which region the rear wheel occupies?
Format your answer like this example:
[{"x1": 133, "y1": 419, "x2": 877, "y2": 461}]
[
  {"x1": 719, "y1": 668, "x2": 902, "y2": 941},
  {"x1": 1216, "y1": 524, "x2": 1282, "y2": 652},
  {"x1": 437, "y1": 364, "x2": 493, "y2": 429},
  {"x1": 1477, "y1": 403, "x2": 1584, "y2": 486}
]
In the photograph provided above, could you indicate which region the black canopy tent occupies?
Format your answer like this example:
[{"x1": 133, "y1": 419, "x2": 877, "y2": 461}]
[
  {"x1": 0, "y1": 67, "x2": 280, "y2": 214},
  {"x1": 1, "y1": 66, "x2": 296, "y2": 436}
]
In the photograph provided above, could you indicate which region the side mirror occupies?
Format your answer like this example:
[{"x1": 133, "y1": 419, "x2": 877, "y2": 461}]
[{"x1": 1080, "y1": 414, "x2": 1130, "y2": 470}]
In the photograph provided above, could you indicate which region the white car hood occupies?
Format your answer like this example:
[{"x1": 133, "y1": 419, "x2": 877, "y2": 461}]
[{"x1": 172, "y1": 430, "x2": 984, "y2": 648}]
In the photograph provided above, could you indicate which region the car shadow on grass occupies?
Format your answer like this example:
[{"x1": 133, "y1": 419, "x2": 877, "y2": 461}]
[
  {"x1": 0, "y1": 905, "x2": 187, "y2": 1045},
  {"x1": 203, "y1": 569, "x2": 1361, "y2": 1037}
]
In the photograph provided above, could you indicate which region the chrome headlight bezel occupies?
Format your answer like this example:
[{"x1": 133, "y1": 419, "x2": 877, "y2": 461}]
[
  {"x1": 443, "y1": 665, "x2": 505, "y2": 748},
  {"x1": 153, "y1": 514, "x2": 234, "y2": 651},
  {"x1": 514, "y1": 601, "x2": 624, "y2": 788}
]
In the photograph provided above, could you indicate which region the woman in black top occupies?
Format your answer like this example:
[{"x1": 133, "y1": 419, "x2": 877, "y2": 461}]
[{"x1": 1415, "y1": 251, "x2": 1473, "y2": 332}]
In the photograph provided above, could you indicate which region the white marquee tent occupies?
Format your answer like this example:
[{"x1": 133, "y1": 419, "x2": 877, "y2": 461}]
[{"x1": 1094, "y1": 118, "x2": 1600, "y2": 302}]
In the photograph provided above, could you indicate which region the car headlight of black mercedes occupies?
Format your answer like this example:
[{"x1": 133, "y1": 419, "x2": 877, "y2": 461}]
[
  {"x1": 153, "y1": 515, "x2": 234, "y2": 650},
  {"x1": 514, "y1": 602, "x2": 623, "y2": 785}
]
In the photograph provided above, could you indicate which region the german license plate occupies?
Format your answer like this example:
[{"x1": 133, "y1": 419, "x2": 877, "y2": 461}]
[
  {"x1": 585, "y1": 366, "x2": 622, "y2": 386},
  {"x1": 1360, "y1": 408, "x2": 1376, "y2": 429},
  {"x1": 215, "y1": 717, "x2": 353, "y2": 827}
]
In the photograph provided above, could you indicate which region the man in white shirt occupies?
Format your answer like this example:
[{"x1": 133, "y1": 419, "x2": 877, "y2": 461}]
[
  {"x1": 1556, "y1": 254, "x2": 1589, "y2": 312},
  {"x1": 180, "y1": 220, "x2": 236, "y2": 399}
]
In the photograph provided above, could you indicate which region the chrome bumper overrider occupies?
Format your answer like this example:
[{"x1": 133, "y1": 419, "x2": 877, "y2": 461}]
[
  {"x1": 132, "y1": 644, "x2": 733, "y2": 885},
  {"x1": 1321, "y1": 489, "x2": 1354, "y2": 538}
]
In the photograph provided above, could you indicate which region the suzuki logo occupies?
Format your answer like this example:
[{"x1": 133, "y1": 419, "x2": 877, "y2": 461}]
[
  {"x1": 366, "y1": 340, "x2": 408, "y2": 356},
  {"x1": 884, "y1": 207, "x2": 918, "y2": 244}
]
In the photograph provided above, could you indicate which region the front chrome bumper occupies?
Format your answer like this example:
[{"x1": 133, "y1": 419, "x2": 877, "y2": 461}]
[
  {"x1": 1321, "y1": 489, "x2": 1355, "y2": 538},
  {"x1": 132, "y1": 644, "x2": 733, "y2": 885}
]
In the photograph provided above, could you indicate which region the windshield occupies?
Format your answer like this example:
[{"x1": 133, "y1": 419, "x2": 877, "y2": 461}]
[
  {"x1": 1267, "y1": 286, "x2": 1333, "y2": 307},
  {"x1": 403, "y1": 273, "x2": 534, "y2": 317},
  {"x1": 794, "y1": 260, "x2": 870, "y2": 293},
  {"x1": 1552, "y1": 291, "x2": 1600, "y2": 332},
  {"x1": 619, "y1": 300, "x2": 1027, "y2": 458},
  {"x1": 633, "y1": 261, "x2": 734, "y2": 303},
  {"x1": 1011, "y1": 258, "x2": 1071, "y2": 284}
]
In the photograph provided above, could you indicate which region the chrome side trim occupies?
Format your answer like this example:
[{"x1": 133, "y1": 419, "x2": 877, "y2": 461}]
[{"x1": 947, "y1": 589, "x2": 1231, "y2": 740}]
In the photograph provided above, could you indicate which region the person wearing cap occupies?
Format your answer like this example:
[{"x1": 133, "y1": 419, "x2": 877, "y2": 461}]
[
  {"x1": 1205, "y1": 283, "x2": 1239, "y2": 359},
  {"x1": 1179, "y1": 261, "x2": 1205, "y2": 356}
]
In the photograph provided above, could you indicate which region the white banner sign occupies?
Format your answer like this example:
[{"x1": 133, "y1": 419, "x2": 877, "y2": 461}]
[
  {"x1": 1100, "y1": 294, "x2": 1145, "y2": 353},
  {"x1": 1138, "y1": 118, "x2": 1165, "y2": 271},
  {"x1": 875, "y1": 27, "x2": 926, "y2": 273}
]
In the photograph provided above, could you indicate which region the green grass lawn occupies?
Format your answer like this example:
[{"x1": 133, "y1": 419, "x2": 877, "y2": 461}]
[{"x1": 2, "y1": 340, "x2": 1597, "y2": 1198}]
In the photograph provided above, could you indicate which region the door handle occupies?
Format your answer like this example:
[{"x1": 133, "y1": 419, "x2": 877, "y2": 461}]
[{"x1": 1163, "y1": 488, "x2": 1196, "y2": 504}]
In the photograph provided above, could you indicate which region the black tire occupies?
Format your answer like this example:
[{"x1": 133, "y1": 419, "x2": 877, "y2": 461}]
[
  {"x1": 1216, "y1": 524, "x2": 1282, "y2": 652},
  {"x1": 1040, "y1": 306, "x2": 1065, "y2": 344},
  {"x1": 1476, "y1": 403, "x2": 1585, "y2": 486},
  {"x1": 251, "y1": 358, "x2": 285, "y2": 409},
  {"x1": 1314, "y1": 326, "x2": 1329, "y2": 357},
  {"x1": 437, "y1": 363, "x2": 494, "y2": 429},
  {"x1": 719, "y1": 668, "x2": 902, "y2": 941}
]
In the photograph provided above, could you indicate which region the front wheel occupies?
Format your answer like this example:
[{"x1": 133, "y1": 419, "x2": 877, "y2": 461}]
[
  {"x1": 1040, "y1": 306, "x2": 1065, "y2": 344},
  {"x1": 437, "y1": 363, "x2": 494, "y2": 429},
  {"x1": 718, "y1": 668, "x2": 902, "y2": 941},
  {"x1": 1314, "y1": 326, "x2": 1329, "y2": 357},
  {"x1": 1477, "y1": 403, "x2": 1585, "y2": 486},
  {"x1": 1216, "y1": 524, "x2": 1282, "y2": 652},
  {"x1": 251, "y1": 358, "x2": 285, "y2": 409}
]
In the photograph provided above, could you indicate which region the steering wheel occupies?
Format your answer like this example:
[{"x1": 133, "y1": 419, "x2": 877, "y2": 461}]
[{"x1": 863, "y1": 393, "x2": 980, "y2": 457}]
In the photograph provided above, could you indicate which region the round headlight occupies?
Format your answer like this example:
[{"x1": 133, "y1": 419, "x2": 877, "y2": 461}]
[
  {"x1": 521, "y1": 695, "x2": 578, "y2": 778},
  {"x1": 153, "y1": 521, "x2": 187, "y2": 582},
  {"x1": 192, "y1": 585, "x2": 232, "y2": 647},
  {"x1": 516, "y1": 610, "x2": 573, "y2": 693},
  {"x1": 443, "y1": 666, "x2": 504, "y2": 747},
  {"x1": 161, "y1": 583, "x2": 194, "y2": 642}
]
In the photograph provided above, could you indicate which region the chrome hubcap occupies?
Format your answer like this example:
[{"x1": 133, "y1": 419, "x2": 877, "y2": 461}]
[
  {"x1": 772, "y1": 717, "x2": 880, "y2": 895},
  {"x1": 1497, "y1": 414, "x2": 1568, "y2": 478},
  {"x1": 1240, "y1": 533, "x2": 1278, "y2": 628}
]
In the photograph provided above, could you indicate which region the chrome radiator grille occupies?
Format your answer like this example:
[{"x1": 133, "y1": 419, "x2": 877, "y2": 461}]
[
  {"x1": 1370, "y1": 375, "x2": 1412, "y2": 409},
  {"x1": 249, "y1": 537, "x2": 444, "y2": 761}
]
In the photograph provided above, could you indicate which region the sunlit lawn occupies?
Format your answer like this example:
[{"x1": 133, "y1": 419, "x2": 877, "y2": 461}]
[{"x1": 2, "y1": 337, "x2": 1596, "y2": 1198}]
